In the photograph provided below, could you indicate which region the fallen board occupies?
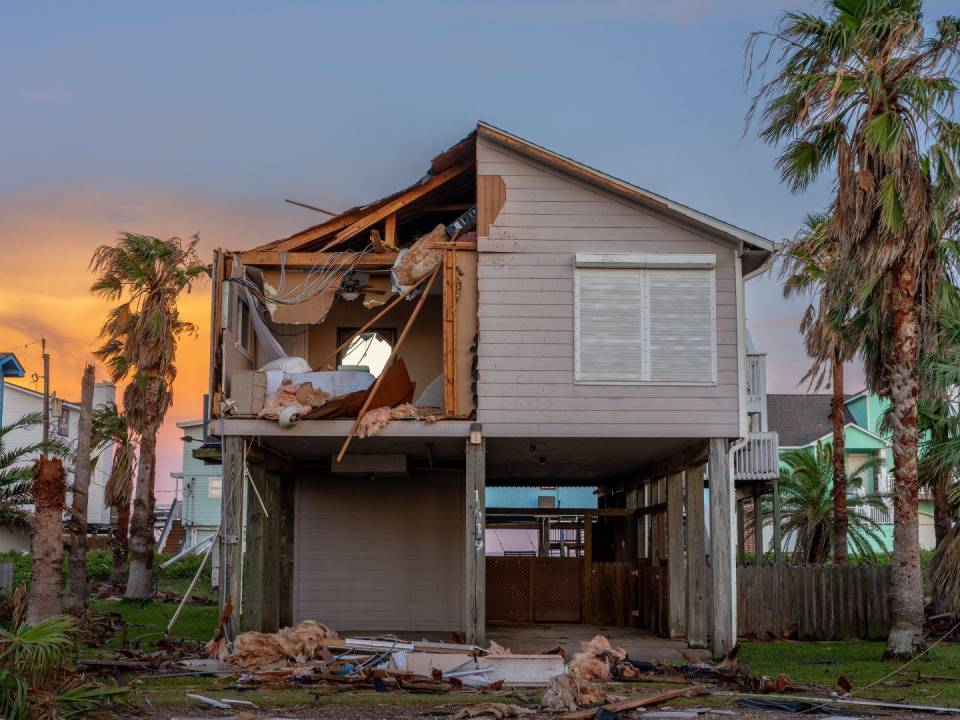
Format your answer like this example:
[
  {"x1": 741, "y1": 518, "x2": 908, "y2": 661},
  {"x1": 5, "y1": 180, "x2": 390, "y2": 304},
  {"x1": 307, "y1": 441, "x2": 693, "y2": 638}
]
[{"x1": 396, "y1": 652, "x2": 564, "y2": 685}]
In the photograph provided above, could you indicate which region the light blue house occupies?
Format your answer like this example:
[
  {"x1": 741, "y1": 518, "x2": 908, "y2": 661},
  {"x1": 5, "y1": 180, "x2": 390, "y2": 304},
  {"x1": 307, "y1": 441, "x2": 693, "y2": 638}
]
[
  {"x1": 486, "y1": 486, "x2": 597, "y2": 556},
  {"x1": 174, "y1": 419, "x2": 222, "y2": 548},
  {"x1": 0, "y1": 353, "x2": 25, "y2": 423}
]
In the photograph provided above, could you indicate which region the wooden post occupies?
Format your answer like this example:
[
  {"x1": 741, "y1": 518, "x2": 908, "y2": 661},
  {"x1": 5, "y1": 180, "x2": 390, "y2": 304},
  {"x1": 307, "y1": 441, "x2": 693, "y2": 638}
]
[
  {"x1": 753, "y1": 492, "x2": 763, "y2": 565},
  {"x1": 278, "y1": 472, "x2": 296, "y2": 628},
  {"x1": 242, "y1": 459, "x2": 264, "y2": 632},
  {"x1": 583, "y1": 511, "x2": 594, "y2": 623},
  {"x1": 221, "y1": 436, "x2": 245, "y2": 638},
  {"x1": 464, "y1": 434, "x2": 486, "y2": 645},
  {"x1": 538, "y1": 518, "x2": 550, "y2": 557},
  {"x1": 666, "y1": 471, "x2": 686, "y2": 638},
  {"x1": 64, "y1": 363, "x2": 95, "y2": 613},
  {"x1": 709, "y1": 438, "x2": 736, "y2": 659},
  {"x1": 685, "y1": 464, "x2": 708, "y2": 649},
  {"x1": 772, "y1": 477, "x2": 783, "y2": 564}
]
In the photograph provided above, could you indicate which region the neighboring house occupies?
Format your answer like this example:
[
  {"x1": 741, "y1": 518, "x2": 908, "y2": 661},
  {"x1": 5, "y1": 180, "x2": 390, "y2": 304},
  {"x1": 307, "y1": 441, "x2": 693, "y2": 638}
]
[
  {"x1": 1, "y1": 381, "x2": 116, "y2": 529},
  {"x1": 486, "y1": 486, "x2": 597, "y2": 556},
  {"x1": 205, "y1": 122, "x2": 778, "y2": 654},
  {"x1": 0, "y1": 353, "x2": 28, "y2": 552},
  {"x1": 175, "y1": 419, "x2": 222, "y2": 548},
  {"x1": 767, "y1": 390, "x2": 936, "y2": 552}
]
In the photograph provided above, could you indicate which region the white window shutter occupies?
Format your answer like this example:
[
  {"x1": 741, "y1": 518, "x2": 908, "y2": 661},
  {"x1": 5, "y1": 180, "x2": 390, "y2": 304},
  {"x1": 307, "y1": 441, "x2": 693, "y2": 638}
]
[
  {"x1": 646, "y1": 269, "x2": 716, "y2": 382},
  {"x1": 575, "y1": 268, "x2": 644, "y2": 381}
]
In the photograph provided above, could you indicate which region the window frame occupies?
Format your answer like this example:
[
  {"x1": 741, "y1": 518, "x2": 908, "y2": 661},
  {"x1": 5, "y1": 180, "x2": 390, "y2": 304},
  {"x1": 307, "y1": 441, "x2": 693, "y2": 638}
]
[
  {"x1": 573, "y1": 253, "x2": 718, "y2": 386},
  {"x1": 208, "y1": 476, "x2": 223, "y2": 499},
  {"x1": 235, "y1": 295, "x2": 253, "y2": 360}
]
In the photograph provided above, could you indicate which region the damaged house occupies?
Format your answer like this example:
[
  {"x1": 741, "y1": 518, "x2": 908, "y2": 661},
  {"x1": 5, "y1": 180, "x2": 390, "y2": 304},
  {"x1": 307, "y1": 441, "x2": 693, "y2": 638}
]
[{"x1": 205, "y1": 122, "x2": 778, "y2": 658}]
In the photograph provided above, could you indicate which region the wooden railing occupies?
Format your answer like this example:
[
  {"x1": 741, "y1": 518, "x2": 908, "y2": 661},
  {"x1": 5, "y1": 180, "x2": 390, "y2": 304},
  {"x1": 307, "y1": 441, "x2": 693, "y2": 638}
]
[{"x1": 733, "y1": 432, "x2": 780, "y2": 481}]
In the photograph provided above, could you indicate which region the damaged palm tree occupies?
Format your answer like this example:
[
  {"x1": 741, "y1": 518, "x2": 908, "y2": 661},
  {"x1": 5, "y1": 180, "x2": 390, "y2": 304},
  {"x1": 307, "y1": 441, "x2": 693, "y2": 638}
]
[
  {"x1": 64, "y1": 364, "x2": 96, "y2": 614},
  {"x1": 91, "y1": 402, "x2": 137, "y2": 585},
  {"x1": 90, "y1": 232, "x2": 206, "y2": 601},
  {"x1": 26, "y1": 458, "x2": 67, "y2": 624}
]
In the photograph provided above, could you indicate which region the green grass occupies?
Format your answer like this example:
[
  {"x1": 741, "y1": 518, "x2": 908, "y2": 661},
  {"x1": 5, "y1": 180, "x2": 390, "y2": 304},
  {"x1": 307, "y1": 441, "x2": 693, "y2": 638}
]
[{"x1": 739, "y1": 640, "x2": 960, "y2": 707}]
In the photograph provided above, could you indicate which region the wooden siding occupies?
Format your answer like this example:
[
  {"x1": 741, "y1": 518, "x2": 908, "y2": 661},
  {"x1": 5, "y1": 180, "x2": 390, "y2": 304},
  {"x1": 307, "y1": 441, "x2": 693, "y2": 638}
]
[
  {"x1": 475, "y1": 137, "x2": 742, "y2": 437},
  {"x1": 294, "y1": 470, "x2": 464, "y2": 632}
]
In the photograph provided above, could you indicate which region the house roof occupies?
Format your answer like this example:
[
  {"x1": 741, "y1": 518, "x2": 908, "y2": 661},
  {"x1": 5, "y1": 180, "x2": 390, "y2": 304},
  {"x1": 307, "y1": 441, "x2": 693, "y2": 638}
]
[
  {"x1": 2, "y1": 382, "x2": 81, "y2": 410},
  {"x1": 476, "y1": 122, "x2": 774, "y2": 253},
  {"x1": 767, "y1": 394, "x2": 857, "y2": 447},
  {"x1": 251, "y1": 122, "x2": 774, "y2": 255},
  {"x1": 0, "y1": 353, "x2": 25, "y2": 378}
]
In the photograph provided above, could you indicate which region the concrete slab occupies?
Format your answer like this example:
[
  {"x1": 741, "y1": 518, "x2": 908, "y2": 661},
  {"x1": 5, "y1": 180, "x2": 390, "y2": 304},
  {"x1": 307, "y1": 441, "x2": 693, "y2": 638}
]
[{"x1": 486, "y1": 623, "x2": 710, "y2": 663}]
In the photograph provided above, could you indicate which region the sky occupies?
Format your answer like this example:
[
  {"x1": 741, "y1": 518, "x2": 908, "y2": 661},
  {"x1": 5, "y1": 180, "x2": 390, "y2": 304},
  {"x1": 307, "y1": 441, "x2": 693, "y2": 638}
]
[{"x1": 2, "y1": 0, "x2": 954, "y2": 497}]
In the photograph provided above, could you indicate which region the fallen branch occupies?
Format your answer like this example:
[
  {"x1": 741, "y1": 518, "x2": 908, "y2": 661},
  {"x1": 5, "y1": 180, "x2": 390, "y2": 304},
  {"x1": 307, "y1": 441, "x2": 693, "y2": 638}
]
[{"x1": 560, "y1": 683, "x2": 708, "y2": 720}]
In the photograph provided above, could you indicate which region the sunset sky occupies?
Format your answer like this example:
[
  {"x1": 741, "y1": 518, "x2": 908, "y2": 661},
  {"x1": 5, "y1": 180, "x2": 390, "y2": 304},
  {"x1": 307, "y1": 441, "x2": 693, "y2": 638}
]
[{"x1": 3, "y1": 0, "x2": 953, "y2": 496}]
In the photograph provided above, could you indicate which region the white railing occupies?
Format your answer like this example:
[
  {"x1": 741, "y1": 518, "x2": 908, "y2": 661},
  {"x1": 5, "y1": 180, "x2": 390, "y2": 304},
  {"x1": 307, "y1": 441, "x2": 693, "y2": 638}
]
[
  {"x1": 733, "y1": 431, "x2": 780, "y2": 481},
  {"x1": 857, "y1": 495, "x2": 893, "y2": 525},
  {"x1": 745, "y1": 353, "x2": 767, "y2": 414}
]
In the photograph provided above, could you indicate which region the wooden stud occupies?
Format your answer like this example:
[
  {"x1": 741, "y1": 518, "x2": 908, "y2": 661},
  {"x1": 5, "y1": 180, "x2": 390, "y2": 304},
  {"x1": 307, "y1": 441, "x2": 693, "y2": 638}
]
[
  {"x1": 583, "y1": 511, "x2": 594, "y2": 623},
  {"x1": 384, "y1": 213, "x2": 397, "y2": 250},
  {"x1": 442, "y1": 247, "x2": 457, "y2": 416},
  {"x1": 685, "y1": 464, "x2": 708, "y2": 649},
  {"x1": 241, "y1": 458, "x2": 265, "y2": 631},
  {"x1": 278, "y1": 472, "x2": 295, "y2": 628},
  {"x1": 336, "y1": 268, "x2": 439, "y2": 461},
  {"x1": 666, "y1": 471, "x2": 686, "y2": 638},
  {"x1": 708, "y1": 438, "x2": 736, "y2": 660},
  {"x1": 465, "y1": 436, "x2": 486, "y2": 644}
]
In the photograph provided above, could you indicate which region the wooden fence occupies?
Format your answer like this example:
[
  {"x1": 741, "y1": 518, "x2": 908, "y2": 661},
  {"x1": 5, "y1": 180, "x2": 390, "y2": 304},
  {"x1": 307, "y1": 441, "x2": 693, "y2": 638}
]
[{"x1": 737, "y1": 564, "x2": 891, "y2": 640}]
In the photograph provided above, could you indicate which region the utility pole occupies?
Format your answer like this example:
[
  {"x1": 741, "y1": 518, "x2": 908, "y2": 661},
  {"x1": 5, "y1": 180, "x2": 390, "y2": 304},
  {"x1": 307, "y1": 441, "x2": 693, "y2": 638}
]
[{"x1": 41, "y1": 337, "x2": 50, "y2": 448}]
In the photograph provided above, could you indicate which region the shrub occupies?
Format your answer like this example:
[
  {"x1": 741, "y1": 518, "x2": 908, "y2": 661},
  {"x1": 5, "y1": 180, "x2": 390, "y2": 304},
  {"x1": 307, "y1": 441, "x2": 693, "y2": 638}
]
[{"x1": 85, "y1": 549, "x2": 113, "y2": 583}]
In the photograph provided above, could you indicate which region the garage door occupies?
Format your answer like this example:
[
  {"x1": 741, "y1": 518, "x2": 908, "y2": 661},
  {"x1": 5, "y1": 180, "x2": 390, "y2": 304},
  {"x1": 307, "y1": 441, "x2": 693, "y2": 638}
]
[{"x1": 294, "y1": 471, "x2": 464, "y2": 632}]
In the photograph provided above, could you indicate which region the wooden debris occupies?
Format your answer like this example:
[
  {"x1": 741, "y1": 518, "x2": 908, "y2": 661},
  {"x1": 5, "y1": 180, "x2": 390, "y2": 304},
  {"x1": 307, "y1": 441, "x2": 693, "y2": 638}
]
[{"x1": 560, "y1": 684, "x2": 709, "y2": 720}]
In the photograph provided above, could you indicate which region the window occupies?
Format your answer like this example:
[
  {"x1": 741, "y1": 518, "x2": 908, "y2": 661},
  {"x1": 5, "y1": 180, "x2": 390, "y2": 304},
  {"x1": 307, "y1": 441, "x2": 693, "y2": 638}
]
[
  {"x1": 336, "y1": 328, "x2": 396, "y2": 376},
  {"x1": 236, "y1": 297, "x2": 252, "y2": 354},
  {"x1": 574, "y1": 254, "x2": 717, "y2": 384},
  {"x1": 208, "y1": 477, "x2": 222, "y2": 499}
]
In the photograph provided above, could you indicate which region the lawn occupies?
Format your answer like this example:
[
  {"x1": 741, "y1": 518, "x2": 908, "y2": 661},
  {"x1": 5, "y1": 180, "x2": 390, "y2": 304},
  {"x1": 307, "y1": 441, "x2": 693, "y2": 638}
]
[{"x1": 739, "y1": 639, "x2": 960, "y2": 708}]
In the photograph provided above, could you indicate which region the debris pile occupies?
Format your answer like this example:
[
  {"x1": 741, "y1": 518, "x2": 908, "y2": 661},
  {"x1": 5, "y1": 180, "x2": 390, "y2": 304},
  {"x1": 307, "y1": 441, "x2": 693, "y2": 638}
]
[
  {"x1": 568, "y1": 634, "x2": 637, "y2": 681},
  {"x1": 216, "y1": 620, "x2": 339, "y2": 668}
]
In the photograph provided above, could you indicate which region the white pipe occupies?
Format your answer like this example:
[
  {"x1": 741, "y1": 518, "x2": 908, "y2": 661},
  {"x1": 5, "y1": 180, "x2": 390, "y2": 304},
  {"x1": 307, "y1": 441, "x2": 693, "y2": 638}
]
[{"x1": 167, "y1": 523, "x2": 220, "y2": 633}]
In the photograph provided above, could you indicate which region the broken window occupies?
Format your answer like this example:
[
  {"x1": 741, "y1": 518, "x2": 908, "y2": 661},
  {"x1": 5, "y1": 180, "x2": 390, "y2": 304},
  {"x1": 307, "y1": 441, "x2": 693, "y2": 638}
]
[
  {"x1": 336, "y1": 328, "x2": 397, "y2": 377},
  {"x1": 574, "y1": 256, "x2": 717, "y2": 383},
  {"x1": 236, "y1": 296, "x2": 252, "y2": 355}
]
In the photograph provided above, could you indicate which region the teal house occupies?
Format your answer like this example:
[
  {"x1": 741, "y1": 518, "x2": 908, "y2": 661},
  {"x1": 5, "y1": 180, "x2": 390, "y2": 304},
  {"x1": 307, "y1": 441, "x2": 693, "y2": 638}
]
[
  {"x1": 173, "y1": 419, "x2": 222, "y2": 549},
  {"x1": 768, "y1": 390, "x2": 936, "y2": 551}
]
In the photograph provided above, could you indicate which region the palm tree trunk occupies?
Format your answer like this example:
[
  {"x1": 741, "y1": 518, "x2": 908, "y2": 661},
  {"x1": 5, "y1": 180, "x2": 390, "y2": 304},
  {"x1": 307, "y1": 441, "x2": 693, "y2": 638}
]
[
  {"x1": 110, "y1": 501, "x2": 130, "y2": 585},
  {"x1": 65, "y1": 364, "x2": 95, "y2": 613},
  {"x1": 933, "y1": 475, "x2": 953, "y2": 548},
  {"x1": 27, "y1": 457, "x2": 67, "y2": 624},
  {"x1": 831, "y1": 350, "x2": 848, "y2": 564},
  {"x1": 124, "y1": 425, "x2": 158, "y2": 600},
  {"x1": 883, "y1": 262, "x2": 926, "y2": 659}
]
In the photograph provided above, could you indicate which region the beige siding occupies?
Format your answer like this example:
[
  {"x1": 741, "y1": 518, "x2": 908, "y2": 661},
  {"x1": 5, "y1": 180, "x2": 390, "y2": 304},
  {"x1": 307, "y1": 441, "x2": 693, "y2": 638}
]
[
  {"x1": 476, "y1": 137, "x2": 742, "y2": 438},
  {"x1": 294, "y1": 470, "x2": 464, "y2": 631}
]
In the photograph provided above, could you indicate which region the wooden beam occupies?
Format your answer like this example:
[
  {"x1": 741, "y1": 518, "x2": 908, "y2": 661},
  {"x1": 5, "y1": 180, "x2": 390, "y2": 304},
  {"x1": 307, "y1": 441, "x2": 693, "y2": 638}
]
[
  {"x1": 326, "y1": 159, "x2": 473, "y2": 250},
  {"x1": 284, "y1": 198, "x2": 338, "y2": 216},
  {"x1": 666, "y1": 471, "x2": 686, "y2": 639},
  {"x1": 708, "y1": 438, "x2": 736, "y2": 660},
  {"x1": 427, "y1": 241, "x2": 477, "y2": 250},
  {"x1": 443, "y1": 247, "x2": 457, "y2": 416},
  {"x1": 336, "y1": 268, "x2": 439, "y2": 461},
  {"x1": 486, "y1": 507, "x2": 631, "y2": 517},
  {"x1": 418, "y1": 203, "x2": 473, "y2": 212},
  {"x1": 753, "y1": 492, "x2": 763, "y2": 565},
  {"x1": 685, "y1": 464, "x2": 708, "y2": 649},
  {"x1": 465, "y1": 436, "x2": 486, "y2": 645},
  {"x1": 221, "y1": 437, "x2": 245, "y2": 639},
  {"x1": 238, "y1": 250, "x2": 397, "y2": 270},
  {"x1": 583, "y1": 512, "x2": 594, "y2": 623}
]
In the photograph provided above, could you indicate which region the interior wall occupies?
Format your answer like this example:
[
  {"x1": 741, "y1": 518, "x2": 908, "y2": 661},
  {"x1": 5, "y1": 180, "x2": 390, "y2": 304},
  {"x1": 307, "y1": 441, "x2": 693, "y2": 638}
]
[
  {"x1": 306, "y1": 294, "x2": 443, "y2": 402},
  {"x1": 293, "y1": 468, "x2": 465, "y2": 632}
]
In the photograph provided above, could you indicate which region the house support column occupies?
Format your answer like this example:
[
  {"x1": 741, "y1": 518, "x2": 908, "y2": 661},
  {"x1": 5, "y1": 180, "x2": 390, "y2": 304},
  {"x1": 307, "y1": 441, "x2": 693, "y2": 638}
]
[
  {"x1": 538, "y1": 518, "x2": 550, "y2": 557},
  {"x1": 685, "y1": 463, "x2": 708, "y2": 649},
  {"x1": 753, "y1": 491, "x2": 763, "y2": 564},
  {"x1": 243, "y1": 463, "x2": 282, "y2": 633},
  {"x1": 666, "y1": 470, "x2": 686, "y2": 638},
  {"x1": 278, "y1": 471, "x2": 296, "y2": 627},
  {"x1": 709, "y1": 438, "x2": 736, "y2": 659},
  {"x1": 772, "y1": 476, "x2": 783, "y2": 565},
  {"x1": 221, "y1": 436, "x2": 245, "y2": 638},
  {"x1": 464, "y1": 433, "x2": 486, "y2": 645}
]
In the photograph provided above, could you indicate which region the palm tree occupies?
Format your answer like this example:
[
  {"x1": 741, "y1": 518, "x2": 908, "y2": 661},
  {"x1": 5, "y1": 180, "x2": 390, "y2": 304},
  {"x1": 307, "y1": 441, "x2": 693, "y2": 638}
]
[
  {"x1": 781, "y1": 212, "x2": 858, "y2": 563},
  {"x1": 778, "y1": 446, "x2": 887, "y2": 564},
  {"x1": 0, "y1": 412, "x2": 69, "y2": 527},
  {"x1": 91, "y1": 402, "x2": 137, "y2": 585},
  {"x1": 90, "y1": 232, "x2": 206, "y2": 600},
  {"x1": 748, "y1": 0, "x2": 960, "y2": 658}
]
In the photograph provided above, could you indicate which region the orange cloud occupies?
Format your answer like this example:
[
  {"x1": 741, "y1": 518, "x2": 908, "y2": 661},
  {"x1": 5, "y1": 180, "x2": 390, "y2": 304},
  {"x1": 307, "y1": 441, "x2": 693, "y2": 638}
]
[{"x1": 0, "y1": 182, "x2": 306, "y2": 494}]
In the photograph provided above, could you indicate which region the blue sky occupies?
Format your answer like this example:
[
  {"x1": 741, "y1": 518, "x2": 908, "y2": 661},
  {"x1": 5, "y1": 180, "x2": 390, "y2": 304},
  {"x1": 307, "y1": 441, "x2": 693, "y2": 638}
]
[{"x1": 2, "y1": 0, "x2": 955, "y2": 488}]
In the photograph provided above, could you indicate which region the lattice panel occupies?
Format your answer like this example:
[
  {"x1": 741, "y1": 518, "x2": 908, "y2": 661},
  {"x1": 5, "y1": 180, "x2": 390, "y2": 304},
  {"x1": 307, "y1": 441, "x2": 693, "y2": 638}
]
[
  {"x1": 486, "y1": 557, "x2": 532, "y2": 623},
  {"x1": 531, "y1": 558, "x2": 582, "y2": 622}
]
